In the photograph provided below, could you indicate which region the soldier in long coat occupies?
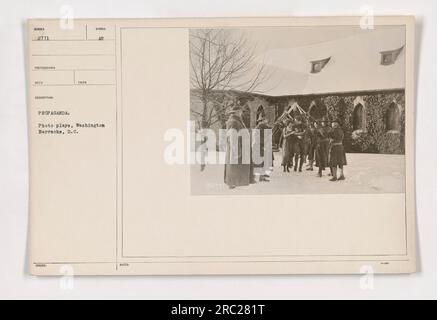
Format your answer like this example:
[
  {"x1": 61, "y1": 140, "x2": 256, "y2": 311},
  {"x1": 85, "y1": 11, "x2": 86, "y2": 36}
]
[
  {"x1": 323, "y1": 120, "x2": 334, "y2": 177},
  {"x1": 281, "y1": 120, "x2": 294, "y2": 172},
  {"x1": 224, "y1": 105, "x2": 251, "y2": 189},
  {"x1": 253, "y1": 115, "x2": 273, "y2": 182},
  {"x1": 306, "y1": 122, "x2": 317, "y2": 171},
  {"x1": 290, "y1": 116, "x2": 307, "y2": 172},
  {"x1": 314, "y1": 121, "x2": 330, "y2": 177},
  {"x1": 328, "y1": 120, "x2": 347, "y2": 181}
]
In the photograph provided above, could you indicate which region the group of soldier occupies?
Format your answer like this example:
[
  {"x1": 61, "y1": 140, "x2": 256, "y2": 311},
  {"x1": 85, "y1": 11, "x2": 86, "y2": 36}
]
[
  {"x1": 223, "y1": 103, "x2": 347, "y2": 190},
  {"x1": 279, "y1": 115, "x2": 347, "y2": 181}
]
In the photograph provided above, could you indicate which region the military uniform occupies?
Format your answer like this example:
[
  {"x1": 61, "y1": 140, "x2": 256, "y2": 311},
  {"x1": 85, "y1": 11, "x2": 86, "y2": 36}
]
[
  {"x1": 291, "y1": 123, "x2": 306, "y2": 172},
  {"x1": 306, "y1": 127, "x2": 317, "y2": 170},
  {"x1": 224, "y1": 113, "x2": 251, "y2": 188},
  {"x1": 315, "y1": 126, "x2": 330, "y2": 176},
  {"x1": 253, "y1": 120, "x2": 273, "y2": 182},
  {"x1": 253, "y1": 122, "x2": 273, "y2": 169},
  {"x1": 328, "y1": 124, "x2": 347, "y2": 181},
  {"x1": 329, "y1": 127, "x2": 347, "y2": 167},
  {"x1": 281, "y1": 127, "x2": 294, "y2": 172}
]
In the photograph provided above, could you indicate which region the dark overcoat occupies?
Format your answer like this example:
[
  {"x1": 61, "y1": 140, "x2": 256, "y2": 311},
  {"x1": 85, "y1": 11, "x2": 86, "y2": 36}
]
[
  {"x1": 329, "y1": 127, "x2": 348, "y2": 167},
  {"x1": 224, "y1": 115, "x2": 251, "y2": 187},
  {"x1": 307, "y1": 128, "x2": 317, "y2": 161},
  {"x1": 291, "y1": 123, "x2": 306, "y2": 155},
  {"x1": 315, "y1": 127, "x2": 330, "y2": 170},
  {"x1": 282, "y1": 127, "x2": 294, "y2": 166},
  {"x1": 253, "y1": 123, "x2": 273, "y2": 169}
]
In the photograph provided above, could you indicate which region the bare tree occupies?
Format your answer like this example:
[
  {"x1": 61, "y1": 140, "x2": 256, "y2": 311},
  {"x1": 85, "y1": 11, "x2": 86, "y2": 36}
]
[{"x1": 190, "y1": 29, "x2": 270, "y2": 129}]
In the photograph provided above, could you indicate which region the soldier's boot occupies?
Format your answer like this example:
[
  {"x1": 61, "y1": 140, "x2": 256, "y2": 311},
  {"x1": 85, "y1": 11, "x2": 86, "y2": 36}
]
[
  {"x1": 329, "y1": 167, "x2": 338, "y2": 182},
  {"x1": 317, "y1": 168, "x2": 322, "y2": 177},
  {"x1": 283, "y1": 164, "x2": 286, "y2": 172},
  {"x1": 306, "y1": 159, "x2": 311, "y2": 168},
  {"x1": 338, "y1": 167, "x2": 345, "y2": 181},
  {"x1": 260, "y1": 175, "x2": 270, "y2": 182},
  {"x1": 294, "y1": 155, "x2": 299, "y2": 172},
  {"x1": 298, "y1": 157, "x2": 304, "y2": 172},
  {"x1": 306, "y1": 160, "x2": 314, "y2": 171}
]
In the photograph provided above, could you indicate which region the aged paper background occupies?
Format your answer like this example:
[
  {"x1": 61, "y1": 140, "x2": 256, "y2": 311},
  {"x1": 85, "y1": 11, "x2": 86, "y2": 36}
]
[{"x1": 27, "y1": 17, "x2": 416, "y2": 275}]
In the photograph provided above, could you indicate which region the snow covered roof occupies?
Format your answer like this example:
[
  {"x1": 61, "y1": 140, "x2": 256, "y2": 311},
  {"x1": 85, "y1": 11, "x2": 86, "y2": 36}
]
[{"x1": 253, "y1": 26, "x2": 406, "y2": 96}]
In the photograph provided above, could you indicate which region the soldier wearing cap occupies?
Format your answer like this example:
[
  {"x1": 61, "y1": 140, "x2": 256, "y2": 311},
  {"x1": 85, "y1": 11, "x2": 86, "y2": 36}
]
[
  {"x1": 314, "y1": 119, "x2": 330, "y2": 177},
  {"x1": 321, "y1": 119, "x2": 334, "y2": 177},
  {"x1": 290, "y1": 115, "x2": 307, "y2": 172},
  {"x1": 253, "y1": 114, "x2": 273, "y2": 182},
  {"x1": 305, "y1": 122, "x2": 317, "y2": 171},
  {"x1": 224, "y1": 103, "x2": 251, "y2": 189},
  {"x1": 328, "y1": 119, "x2": 347, "y2": 181},
  {"x1": 281, "y1": 119, "x2": 294, "y2": 172}
]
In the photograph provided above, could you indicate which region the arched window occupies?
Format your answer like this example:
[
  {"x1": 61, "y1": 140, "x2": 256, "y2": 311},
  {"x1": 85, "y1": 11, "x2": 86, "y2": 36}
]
[
  {"x1": 385, "y1": 103, "x2": 400, "y2": 131},
  {"x1": 289, "y1": 103, "x2": 301, "y2": 118},
  {"x1": 242, "y1": 105, "x2": 251, "y2": 128},
  {"x1": 256, "y1": 105, "x2": 265, "y2": 122},
  {"x1": 353, "y1": 103, "x2": 365, "y2": 131}
]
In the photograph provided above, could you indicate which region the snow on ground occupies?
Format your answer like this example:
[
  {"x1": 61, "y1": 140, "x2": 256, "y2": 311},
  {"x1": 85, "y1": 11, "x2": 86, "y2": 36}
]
[{"x1": 191, "y1": 153, "x2": 405, "y2": 195}]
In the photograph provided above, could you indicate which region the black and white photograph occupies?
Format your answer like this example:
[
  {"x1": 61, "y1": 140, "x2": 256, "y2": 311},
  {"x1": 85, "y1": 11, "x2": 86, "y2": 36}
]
[
  {"x1": 190, "y1": 26, "x2": 406, "y2": 195},
  {"x1": 5, "y1": 0, "x2": 437, "y2": 301}
]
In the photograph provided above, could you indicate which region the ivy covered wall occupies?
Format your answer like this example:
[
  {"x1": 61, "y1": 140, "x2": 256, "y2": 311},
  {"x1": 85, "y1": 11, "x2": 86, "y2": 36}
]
[
  {"x1": 240, "y1": 89, "x2": 405, "y2": 155},
  {"x1": 190, "y1": 89, "x2": 405, "y2": 155}
]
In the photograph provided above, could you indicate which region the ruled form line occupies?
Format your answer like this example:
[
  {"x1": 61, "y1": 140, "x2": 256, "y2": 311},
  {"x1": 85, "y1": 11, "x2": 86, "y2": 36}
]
[
  {"x1": 31, "y1": 39, "x2": 115, "y2": 42},
  {"x1": 32, "y1": 84, "x2": 116, "y2": 87},
  {"x1": 32, "y1": 69, "x2": 116, "y2": 71},
  {"x1": 32, "y1": 54, "x2": 115, "y2": 57}
]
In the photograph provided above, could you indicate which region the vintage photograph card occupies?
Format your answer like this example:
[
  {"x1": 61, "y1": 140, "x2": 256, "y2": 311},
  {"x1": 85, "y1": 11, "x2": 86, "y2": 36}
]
[{"x1": 27, "y1": 16, "x2": 416, "y2": 275}]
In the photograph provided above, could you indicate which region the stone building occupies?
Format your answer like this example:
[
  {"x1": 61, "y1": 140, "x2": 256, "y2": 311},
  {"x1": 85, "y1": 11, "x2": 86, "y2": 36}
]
[{"x1": 190, "y1": 26, "x2": 406, "y2": 154}]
